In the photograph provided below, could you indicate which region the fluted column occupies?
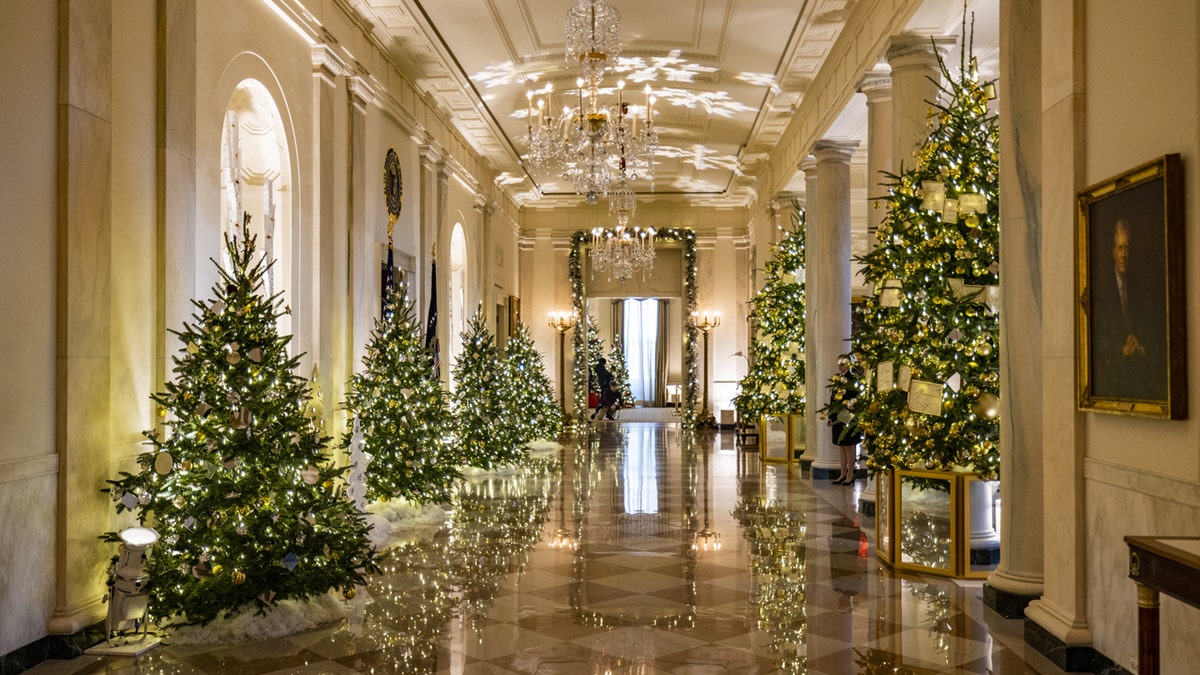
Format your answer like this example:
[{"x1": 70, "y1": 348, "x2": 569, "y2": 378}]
[
  {"x1": 797, "y1": 156, "x2": 819, "y2": 466},
  {"x1": 886, "y1": 36, "x2": 951, "y2": 171},
  {"x1": 418, "y1": 145, "x2": 443, "y2": 379},
  {"x1": 805, "y1": 141, "x2": 858, "y2": 480},
  {"x1": 985, "y1": 0, "x2": 1045, "y2": 618}
]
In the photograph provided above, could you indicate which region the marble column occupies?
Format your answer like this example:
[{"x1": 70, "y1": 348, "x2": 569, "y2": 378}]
[
  {"x1": 311, "y1": 46, "x2": 346, "y2": 438},
  {"x1": 984, "y1": 0, "x2": 1046, "y2": 619},
  {"x1": 857, "y1": 72, "x2": 892, "y2": 512},
  {"x1": 1025, "y1": 0, "x2": 1096, "y2": 662},
  {"x1": 886, "y1": 36, "x2": 951, "y2": 172},
  {"x1": 797, "y1": 157, "x2": 819, "y2": 466},
  {"x1": 473, "y1": 194, "x2": 489, "y2": 313},
  {"x1": 50, "y1": 0, "x2": 114, "y2": 634},
  {"x1": 418, "y1": 145, "x2": 443, "y2": 379},
  {"x1": 859, "y1": 71, "x2": 893, "y2": 251},
  {"x1": 347, "y1": 77, "x2": 374, "y2": 368},
  {"x1": 805, "y1": 141, "x2": 858, "y2": 480}
]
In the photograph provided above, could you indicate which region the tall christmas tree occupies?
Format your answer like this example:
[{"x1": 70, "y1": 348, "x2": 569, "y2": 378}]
[
  {"x1": 607, "y1": 337, "x2": 634, "y2": 407},
  {"x1": 452, "y1": 306, "x2": 526, "y2": 468},
  {"x1": 502, "y1": 321, "x2": 563, "y2": 442},
  {"x1": 843, "y1": 39, "x2": 1001, "y2": 479},
  {"x1": 342, "y1": 283, "x2": 460, "y2": 504},
  {"x1": 105, "y1": 234, "x2": 378, "y2": 626},
  {"x1": 733, "y1": 205, "x2": 807, "y2": 423}
]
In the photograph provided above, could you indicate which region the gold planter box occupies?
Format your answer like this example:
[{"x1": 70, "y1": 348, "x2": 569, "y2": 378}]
[
  {"x1": 759, "y1": 415, "x2": 792, "y2": 463},
  {"x1": 876, "y1": 468, "x2": 999, "y2": 579}
]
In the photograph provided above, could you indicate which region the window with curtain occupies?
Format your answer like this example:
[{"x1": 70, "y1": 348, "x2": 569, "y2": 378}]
[
  {"x1": 623, "y1": 427, "x2": 659, "y2": 514},
  {"x1": 623, "y1": 298, "x2": 659, "y2": 405}
]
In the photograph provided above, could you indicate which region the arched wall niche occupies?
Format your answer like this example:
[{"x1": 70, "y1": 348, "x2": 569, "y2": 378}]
[{"x1": 206, "y1": 53, "x2": 302, "y2": 348}]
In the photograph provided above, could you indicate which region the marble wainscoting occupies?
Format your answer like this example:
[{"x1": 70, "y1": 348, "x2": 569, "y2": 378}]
[
  {"x1": 1085, "y1": 458, "x2": 1200, "y2": 674},
  {"x1": 0, "y1": 456, "x2": 58, "y2": 654}
]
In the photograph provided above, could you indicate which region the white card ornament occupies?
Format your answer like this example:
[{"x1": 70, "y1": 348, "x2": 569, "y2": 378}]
[
  {"x1": 120, "y1": 492, "x2": 139, "y2": 510},
  {"x1": 186, "y1": 342, "x2": 199, "y2": 355},
  {"x1": 258, "y1": 590, "x2": 277, "y2": 604},
  {"x1": 876, "y1": 361, "x2": 894, "y2": 391},
  {"x1": 921, "y1": 181, "x2": 946, "y2": 211},
  {"x1": 282, "y1": 553, "x2": 299, "y2": 571},
  {"x1": 301, "y1": 467, "x2": 319, "y2": 485},
  {"x1": 879, "y1": 279, "x2": 903, "y2": 308},
  {"x1": 781, "y1": 273, "x2": 795, "y2": 284},
  {"x1": 183, "y1": 516, "x2": 196, "y2": 530},
  {"x1": 958, "y1": 193, "x2": 987, "y2": 214},
  {"x1": 946, "y1": 372, "x2": 962, "y2": 393},
  {"x1": 795, "y1": 267, "x2": 806, "y2": 284},
  {"x1": 942, "y1": 198, "x2": 959, "y2": 224},
  {"x1": 211, "y1": 300, "x2": 226, "y2": 315},
  {"x1": 231, "y1": 406, "x2": 251, "y2": 429},
  {"x1": 907, "y1": 380, "x2": 945, "y2": 415},
  {"x1": 154, "y1": 452, "x2": 174, "y2": 475},
  {"x1": 898, "y1": 365, "x2": 913, "y2": 392}
]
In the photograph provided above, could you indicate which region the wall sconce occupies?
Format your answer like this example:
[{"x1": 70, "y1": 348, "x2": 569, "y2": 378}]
[{"x1": 86, "y1": 527, "x2": 161, "y2": 656}]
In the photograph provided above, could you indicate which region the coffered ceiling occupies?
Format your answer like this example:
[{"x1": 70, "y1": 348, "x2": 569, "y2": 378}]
[{"x1": 342, "y1": 0, "x2": 998, "y2": 209}]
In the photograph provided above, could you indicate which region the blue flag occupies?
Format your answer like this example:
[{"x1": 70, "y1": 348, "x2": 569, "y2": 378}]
[{"x1": 424, "y1": 260, "x2": 439, "y2": 375}]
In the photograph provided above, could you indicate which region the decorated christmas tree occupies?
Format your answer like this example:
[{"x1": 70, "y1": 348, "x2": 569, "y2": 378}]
[
  {"x1": 105, "y1": 233, "x2": 378, "y2": 626},
  {"x1": 733, "y1": 205, "x2": 807, "y2": 423},
  {"x1": 451, "y1": 306, "x2": 526, "y2": 468},
  {"x1": 502, "y1": 321, "x2": 563, "y2": 442},
  {"x1": 841, "y1": 40, "x2": 1001, "y2": 478},
  {"x1": 342, "y1": 283, "x2": 460, "y2": 504},
  {"x1": 607, "y1": 337, "x2": 634, "y2": 407}
]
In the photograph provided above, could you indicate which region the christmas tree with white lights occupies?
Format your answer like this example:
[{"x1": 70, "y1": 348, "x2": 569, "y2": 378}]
[
  {"x1": 342, "y1": 283, "x2": 460, "y2": 504},
  {"x1": 733, "y1": 206, "x2": 807, "y2": 423},
  {"x1": 845, "y1": 40, "x2": 1001, "y2": 479},
  {"x1": 105, "y1": 233, "x2": 378, "y2": 626},
  {"x1": 502, "y1": 321, "x2": 563, "y2": 442},
  {"x1": 607, "y1": 337, "x2": 634, "y2": 408},
  {"x1": 585, "y1": 315, "x2": 607, "y2": 395},
  {"x1": 451, "y1": 306, "x2": 525, "y2": 468}
]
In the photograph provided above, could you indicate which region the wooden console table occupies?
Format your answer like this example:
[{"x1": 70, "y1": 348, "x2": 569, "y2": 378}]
[{"x1": 1124, "y1": 536, "x2": 1200, "y2": 675}]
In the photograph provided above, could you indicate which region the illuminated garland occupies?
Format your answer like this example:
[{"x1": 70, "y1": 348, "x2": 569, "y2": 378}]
[
  {"x1": 104, "y1": 234, "x2": 379, "y2": 626},
  {"x1": 569, "y1": 228, "x2": 698, "y2": 428}
]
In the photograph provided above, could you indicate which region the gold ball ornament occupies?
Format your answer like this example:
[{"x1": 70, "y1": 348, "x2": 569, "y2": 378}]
[
  {"x1": 977, "y1": 341, "x2": 993, "y2": 356},
  {"x1": 232, "y1": 570, "x2": 246, "y2": 584},
  {"x1": 323, "y1": 479, "x2": 334, "y2": 491},
  {"x1": 343, "y1": 587, "x2": 356, "y2": 600},
  {"x1": 973, "y1": 392, "x2": 1001, "y2": 419}
]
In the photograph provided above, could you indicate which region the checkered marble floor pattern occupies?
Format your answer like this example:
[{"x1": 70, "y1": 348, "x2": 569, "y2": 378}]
[{"x1": 34, "y1": 424, "x2": 1063, "y2": 674}]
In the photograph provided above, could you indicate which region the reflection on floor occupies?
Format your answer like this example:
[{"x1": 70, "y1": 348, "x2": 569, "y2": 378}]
[{"x1": 32, "y1": 423, "x2": 1065, "y2": 674}]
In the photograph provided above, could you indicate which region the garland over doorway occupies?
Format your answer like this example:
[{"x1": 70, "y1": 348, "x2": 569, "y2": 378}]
[{"x1": 569, "y1": 229, "x2": 699, "y2": 428}]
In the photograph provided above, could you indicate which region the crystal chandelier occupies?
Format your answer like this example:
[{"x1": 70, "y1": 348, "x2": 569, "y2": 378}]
[
  {"x1": 522, "y1": 0, "x2": 659, "y2": 206},
  {"x1": 589, "y1": 224, "x2": 656, "y2": 282}
]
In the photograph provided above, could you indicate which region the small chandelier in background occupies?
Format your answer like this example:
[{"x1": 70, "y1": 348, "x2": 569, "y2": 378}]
[
  {"x1": 522, "y1": 0, "x2": 659, "y2": 206},
  {"x1": 589, "y1": 224, "x2": 656, "y2": 283}
]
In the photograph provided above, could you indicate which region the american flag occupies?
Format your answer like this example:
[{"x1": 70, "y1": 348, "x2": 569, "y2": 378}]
[{"x1": 424, "y1": 259, "x2": 439, "y2": 376}]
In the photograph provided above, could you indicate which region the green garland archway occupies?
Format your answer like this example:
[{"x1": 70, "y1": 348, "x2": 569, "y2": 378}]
[{"x1": 569, "y1": 229, "x2": 699, "y2": 429}]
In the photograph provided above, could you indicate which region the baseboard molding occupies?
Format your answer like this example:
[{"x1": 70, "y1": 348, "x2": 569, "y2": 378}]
[
  {"x1": 982, "y1": 583, "x2": 1037, "y2": 619},
  {"x1": 0, "y1": 622, "x2": 105, "y2": 674},
  {"x1": 1024, "y1": 618, "x2": 1131, "y2": 674}
]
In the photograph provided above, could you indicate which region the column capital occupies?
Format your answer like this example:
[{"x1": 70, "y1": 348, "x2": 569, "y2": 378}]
[
  {"x1": 347, "y1": 76, "x2": 377, "y2": 112},
  {"x1": 858, "y1": 70, "x2": 892, "y2": 102},
  {"x1": 419, "y1": 144, "x2": 443, "y2": 169},
  {"x1": 311, "y1": 44, "x2": 347, "y2": 85},
  {"x1": 886, "y1": 34, "x2": 956, "y2": 69},
  {"x1": 798, "y1": 154, "x2": 818, "y2": 174},
  {"x1": 473, "y1": 194, "x2": 488, "y2": 212},
  {"x1": 812, "y1": 140, "x2": 859, "y2": 164}
]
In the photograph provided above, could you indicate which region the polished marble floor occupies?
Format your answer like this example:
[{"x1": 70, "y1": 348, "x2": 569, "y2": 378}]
[{"x1": 33, "y1": 422, "x2": 1068, "y2": 674}]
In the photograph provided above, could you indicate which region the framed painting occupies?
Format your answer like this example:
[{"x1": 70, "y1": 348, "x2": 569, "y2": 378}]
[{"x1": 1077, "y1": 154, "x2": 1186, "y2": 419}]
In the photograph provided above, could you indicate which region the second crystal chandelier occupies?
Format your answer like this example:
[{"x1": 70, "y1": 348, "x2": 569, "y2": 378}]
[{"x1": 523, "y1": 0, "x2": 659, "y2": 206}]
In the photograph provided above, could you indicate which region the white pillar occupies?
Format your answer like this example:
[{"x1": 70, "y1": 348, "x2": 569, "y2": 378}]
[
  {"x1": 805, "y1": 141, "x2": 858, "y2": 481},
  {"x1": 857, "y1": 72, "x2": 892, "y2": 511},
  {"x1": 797, "y1": 157, "x2": 819, "y2": 466},
  {"x1": 986, "y1": 0, "x2": 1047, "y2": 618},
  {"x1": 886, "y1": 36, "x2": 950, "y2": 172}
]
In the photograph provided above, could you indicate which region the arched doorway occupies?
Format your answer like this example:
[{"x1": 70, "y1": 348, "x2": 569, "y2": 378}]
[{"x1": 448, "y1": 222, "x2": 468, "y2": 390}]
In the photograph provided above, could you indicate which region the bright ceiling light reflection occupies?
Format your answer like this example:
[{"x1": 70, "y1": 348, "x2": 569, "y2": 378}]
[
  {"x1": 655, "y1": 87, "x2": 755, "y2": 117},
  {"x1": 613, "y1": 50, "x2": 719, "y2": 83},
  {"x1": 736, "y1": 72, "x2": 781, "y2": 93}
]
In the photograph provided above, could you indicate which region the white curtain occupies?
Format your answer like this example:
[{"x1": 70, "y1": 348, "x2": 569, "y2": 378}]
[{"x1": 623, "y1": 298, "x2": 659, "y2": 405}]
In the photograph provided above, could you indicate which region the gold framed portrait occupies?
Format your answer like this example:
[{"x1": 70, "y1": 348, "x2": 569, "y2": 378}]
[{"x1": 1077, "y1": 154, "x2": 1186, "y2": 419}]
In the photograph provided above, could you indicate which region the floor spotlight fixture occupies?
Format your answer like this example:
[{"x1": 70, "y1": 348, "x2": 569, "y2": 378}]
[
  {"x1": 86, "y1": 526, "x2": 161, "y2": 656},
  {"x1": 522, "y1": 0, "x2": 659, "y2": 205}
]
